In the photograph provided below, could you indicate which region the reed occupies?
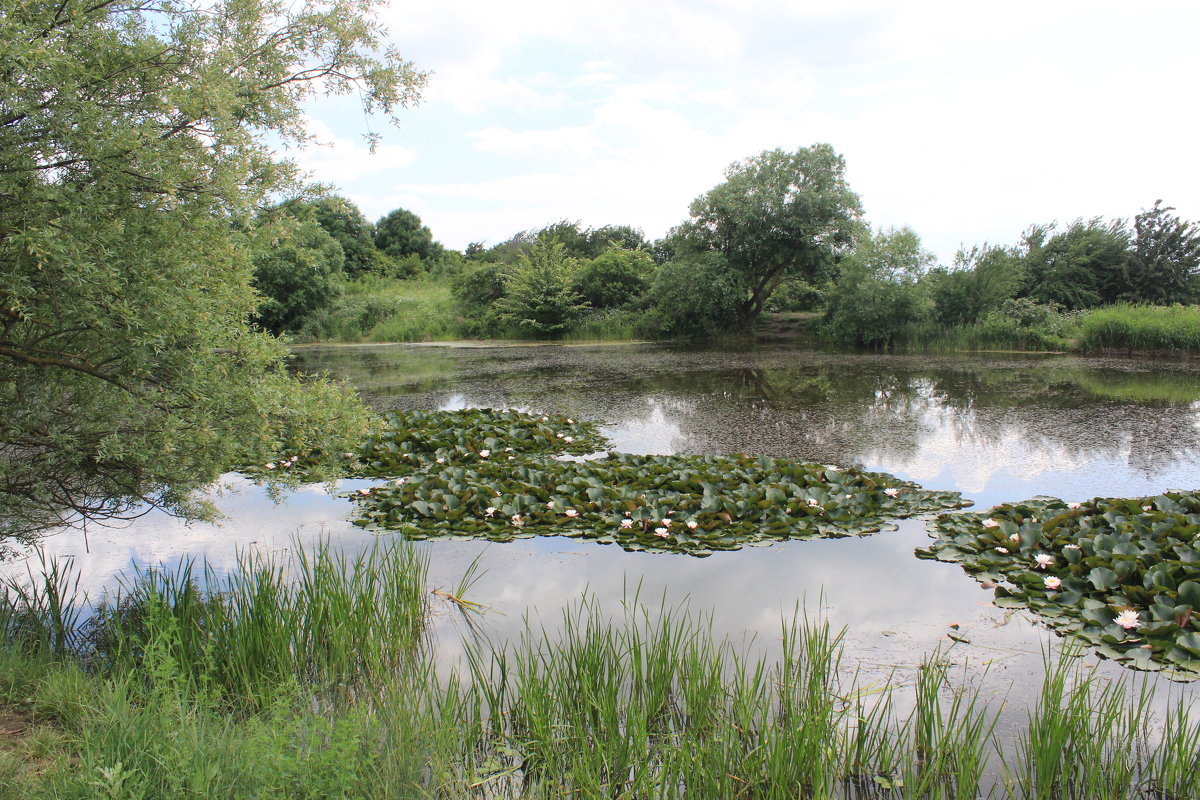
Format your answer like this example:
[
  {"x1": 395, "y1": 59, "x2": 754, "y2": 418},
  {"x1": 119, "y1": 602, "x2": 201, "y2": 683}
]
[
  {"x1": 2, "y1": 546, "x2": 1199, "y2": 799},
  {"x1": 1076, "y1": 303, "x2": 1200, "y2": 355}
]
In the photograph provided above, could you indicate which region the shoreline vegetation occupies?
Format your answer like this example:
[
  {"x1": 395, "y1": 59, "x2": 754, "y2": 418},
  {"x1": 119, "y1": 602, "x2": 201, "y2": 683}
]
[
  {"x1": 291, "y1": 286, "x2": 1200, "y2": 360},
  {"x1": 2, "y1": 540, "x2": 1198, "y2": 799}
]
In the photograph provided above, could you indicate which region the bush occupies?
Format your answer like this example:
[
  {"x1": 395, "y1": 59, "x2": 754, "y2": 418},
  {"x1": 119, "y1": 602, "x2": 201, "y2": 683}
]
[
  {"x1": 824, "y1": 227, "x2": 934, "y2": 347},
  {"x1": 647, "y1": 254, "x2": 742, "y2": 337},
  {"x1": 494, "y1": 240, "x2": 589, "y2": 337},
  {"x1": 573, "y1": 249, "x2": 653, "y2": 309},
  {"x1": 251, "y1": 217, "x2": 345, "y2": 334}
]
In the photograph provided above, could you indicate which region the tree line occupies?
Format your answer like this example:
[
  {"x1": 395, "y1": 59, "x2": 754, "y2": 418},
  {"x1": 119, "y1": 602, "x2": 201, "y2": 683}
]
[{"x1": 259, "y1": 145, "x2": 1200, "y2": 347}]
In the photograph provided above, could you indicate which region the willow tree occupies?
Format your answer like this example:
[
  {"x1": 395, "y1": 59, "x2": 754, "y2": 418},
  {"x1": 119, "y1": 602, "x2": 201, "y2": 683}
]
[
  {"x1": 675, "y1": 144, "x2": 863, "y2": 334},
  {"x1": 0, "y1": 0, "x2": 425, "y2": 545}
]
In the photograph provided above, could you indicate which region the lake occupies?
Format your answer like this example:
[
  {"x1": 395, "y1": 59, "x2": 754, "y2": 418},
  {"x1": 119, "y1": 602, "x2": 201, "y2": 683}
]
[{"x1": 14, "y1": 342, "x2": 1200, "y2": 721}]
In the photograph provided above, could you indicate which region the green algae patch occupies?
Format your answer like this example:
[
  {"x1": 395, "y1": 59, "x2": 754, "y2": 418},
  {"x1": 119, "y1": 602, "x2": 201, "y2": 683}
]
[{"x1": 918, "y1": 493, "x2": 1200, "y2": 680}]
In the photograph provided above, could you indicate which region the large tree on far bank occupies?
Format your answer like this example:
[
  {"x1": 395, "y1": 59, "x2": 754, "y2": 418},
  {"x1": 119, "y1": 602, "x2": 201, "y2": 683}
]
[
  {"x1": 0, "y1": 0, "x2": 425, "y2": 546},
  {"x1": 675, "y1": 144, "x2": 863, "y2": 333}
]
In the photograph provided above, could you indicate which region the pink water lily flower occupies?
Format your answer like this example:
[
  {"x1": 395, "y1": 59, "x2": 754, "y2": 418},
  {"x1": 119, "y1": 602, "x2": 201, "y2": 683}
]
[
  {"x1": 994, "y1": 546, "x2": 1009, "y2": 554},
  {"x1": 563, "y1": 436, "x2": 574, "y2": 443},
  {"x1": 1115, "y1": 609, "x2": 1140, "y2": 630},
  {"x1": 653, "y1": 527, "x2": 669, "y2": 538},
  {"x1": 265, "y1": 462, "x2": 276, "y2": 470},
  {"x1": 484, "y1": 507, "x2": 496, "y2": 517},
  {"x1": 1068, "y1": 502, "x2": 1082, "y2": 510},
  {"x1": 1044, "y1": 576, "x2": 1062, "y2": 590},
  {"x1": 660, "y1": 518, "x2": 671, "y2": 528},
  {"x1": 565, "y1": 509, "x2": 578, "y2": 518},
  {"x1": 546, "y1": 501, "x2": 556, "y2": 509},
  {"x1": 357, "y1": 488, "x2": 371, "y2": 496},
  {"x1": 982, "y1": 519, "x2": 1001, "y2": 529},
  {"x1": 686, "y1": 520, "x2": 699, "y2": 530},
  {"x1": 620, "y1": 519, "x2": 634, "y2": 529},
  {"x1": 511, "y1": 514, "x2": 524, "y2": 527},
  {"x1": 884, "y1": 488, "x2": 900, "y2": 497},
  {"x1": 1009, "y1": 533, "x2": 1021, "y2": 543},
  {"x1": 1034, "y1": 554, "x2": 1054, "y2": 569}
]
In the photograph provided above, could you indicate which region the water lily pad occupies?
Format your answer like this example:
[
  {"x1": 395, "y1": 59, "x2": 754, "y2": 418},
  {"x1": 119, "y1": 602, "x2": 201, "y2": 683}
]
[
  {"x1": 919, "y1": 493, "x2": 1200, "y2": 680},
  {"x1": 342, "y1": 412, "x2": 966, "y2": 557}
]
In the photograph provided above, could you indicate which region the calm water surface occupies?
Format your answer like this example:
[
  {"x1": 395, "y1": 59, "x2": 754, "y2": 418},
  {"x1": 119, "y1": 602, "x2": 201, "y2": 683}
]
[{"x1": 16, "y1": 342, "x2": 1200, "y2": 720}]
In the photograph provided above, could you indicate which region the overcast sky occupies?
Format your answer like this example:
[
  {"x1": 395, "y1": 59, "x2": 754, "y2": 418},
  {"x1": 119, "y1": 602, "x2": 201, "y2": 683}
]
[{"x1": 295, "y1": 0, "x2": 1200, "y2": 265}]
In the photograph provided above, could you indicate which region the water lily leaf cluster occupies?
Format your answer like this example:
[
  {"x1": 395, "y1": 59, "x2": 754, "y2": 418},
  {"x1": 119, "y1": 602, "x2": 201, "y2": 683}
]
[
  {"x1": 244, "y1": 408, "x2": 609, "y2": 478},
  {"x1": 918, "y1": 494, "x2": 1200, "y2": 679},
  {"x1": 351, "y1": 451, "x2": 966, "y2": 557}
]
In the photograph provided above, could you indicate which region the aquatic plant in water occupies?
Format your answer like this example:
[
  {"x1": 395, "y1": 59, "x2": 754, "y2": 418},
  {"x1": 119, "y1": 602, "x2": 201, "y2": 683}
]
[
  {"x1": 243, "y1": 408, "x2": 610, "y2": 478},
  {"x1": 918, "y1": 493, "x2": 1200, "y2": 679},
  {"x1": 343, "y1": 411, "x2": 965, "y2": 554}
]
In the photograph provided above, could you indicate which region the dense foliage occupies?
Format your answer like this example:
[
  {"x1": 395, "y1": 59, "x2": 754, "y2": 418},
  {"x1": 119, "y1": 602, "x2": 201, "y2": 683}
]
[
  {"x1": 0, "y1": 0, "x2": 423, "y2": 543},
  {"x1": 919, "y1": 493, "x2": 1200, "y2": 679}
]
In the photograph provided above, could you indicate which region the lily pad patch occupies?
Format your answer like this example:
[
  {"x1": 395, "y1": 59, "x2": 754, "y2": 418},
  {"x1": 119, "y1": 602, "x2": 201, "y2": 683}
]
[
  {"x1": 917, "y1": 493, "x2": 1200, "y2": 680},
  {"x1": 351, "y1": 449, "x2": 966, "y2": 557}
]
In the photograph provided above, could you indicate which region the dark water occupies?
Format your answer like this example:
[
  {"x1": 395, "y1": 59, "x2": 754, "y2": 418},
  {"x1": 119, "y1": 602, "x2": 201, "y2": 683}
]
[{"x1": 16, "y1": 342, "x2": 1200, "y2": 719}]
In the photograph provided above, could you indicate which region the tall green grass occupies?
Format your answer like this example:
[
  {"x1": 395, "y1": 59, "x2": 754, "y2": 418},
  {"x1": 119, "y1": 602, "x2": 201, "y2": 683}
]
[
  {"x1": 1, "y1": 544, "x2": 1198, "y2": 798},
  {"x1": 299, "y1": 276, "x2": 471, "y2": 343},
  {"x1": 1077, "y1": 303, "x2": 1200, "y2": 355}
]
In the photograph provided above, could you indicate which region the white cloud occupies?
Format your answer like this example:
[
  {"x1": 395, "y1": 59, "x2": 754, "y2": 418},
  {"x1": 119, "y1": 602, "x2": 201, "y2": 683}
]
[
  {"x1": 293, "y1": 115, "x2": 417, "y2": 183},
  {"x1": 294, "y1": 1, "x2": 1200, "y2": 259}
]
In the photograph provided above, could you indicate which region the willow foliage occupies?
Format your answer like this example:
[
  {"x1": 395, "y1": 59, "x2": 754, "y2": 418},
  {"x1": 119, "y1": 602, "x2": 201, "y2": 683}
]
[{"x1": 0, "y1": 0, "x2": 425, "y2": 544}]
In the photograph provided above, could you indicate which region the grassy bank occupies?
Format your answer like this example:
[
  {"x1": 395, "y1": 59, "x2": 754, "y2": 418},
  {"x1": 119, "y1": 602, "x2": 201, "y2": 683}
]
[{"x1": 2, "y1": 541, "x2": 1198, "y2": 798}]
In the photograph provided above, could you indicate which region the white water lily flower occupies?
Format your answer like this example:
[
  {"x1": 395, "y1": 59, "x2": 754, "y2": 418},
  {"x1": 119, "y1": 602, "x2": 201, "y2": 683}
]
[
  {"x1": 1044, "y1": 576, "x2": 1062, "y2": 590},
  {"x1": 393, "y1": 478, "x2": 405, "y2": 486},
  {"x1": 565, "y1": 509, "x2": 578, "y2": 518},
  {"x1": 567, "y1": 418, "x2": 574, "y2": 424},
  {"x1": 479, "y1": 449, "x2": 490, "y2": 458},
  {"x1": 556, "y1": 433, "x2": 564, "y2": 438},
  {"x1": 357, "y1": 488, "x2": 371, "y2": 496},
  {"x1": 1034, "y1": 554, "x2": 1054, "y2": 569},
  {"x1": 995, "y1": 547, "x2": 1009, "y2": 554},
  {"x1": 546, "y1": 501, "x2": 556, "y2": 509},
  {"x1": 1143, "y1": 505, "x2": 1153, "y2": 512},
  {"x1": 563, "y1": 436, "x2": 574, "y2": 443},
  {"x1": 1063, "y1": 543, "x2": 1080, "y2": 550},
  {"x1": 1068, "y1": 502, "x2": 1082, "y2": 510},
  {"x1": 982, "y1": 519, "x2": 1001, "y2": 529},
  {"x1": 807, "y1": 498, "x2": 821, "y2": 508},
  {"x1": 620, "y1": 519, "x2": 634, "y2": 529},
  {"x1": 484, "y1": 507, "x2": 496, "y2": 517},
  {"x1": 660, "y1": 518, "x2": 671, "y2": 528},
  {"x1": 541, "y1": 416, "x2": 548, "y2": 421},
  {"x1": 436, "y1": 457, "x2": 445, "y2": 464},
  {"x1": 653, "y1": 527, "x2": 669, "y2": 538},
  {"x1": 1009, "y1": 533, "x2": 1021, "y2": 543},
  {"x1": 265, "y1": 462, "x2": 276, "y2": 470},
  {"x1": 511, "y1": 514, "x2": 524, "y2": 527},
  {"x1": 1115, "y1": 609, "x2": 1140, "y2": 630},
  {"x1": 686, "y1": 520, "x2": 699, "y2": 529},
  {"x1": 504, "y1": 447, "x2": 514, "y2": 452},
  {"x1": 884, "y1": 488, "x2": 899, "y2": 497}
]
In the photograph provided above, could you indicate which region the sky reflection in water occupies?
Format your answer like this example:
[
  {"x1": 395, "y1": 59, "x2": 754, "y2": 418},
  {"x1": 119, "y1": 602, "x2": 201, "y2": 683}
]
[{"x1": 13, "y1": 343, "x2": 1200, "y2": 713}]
